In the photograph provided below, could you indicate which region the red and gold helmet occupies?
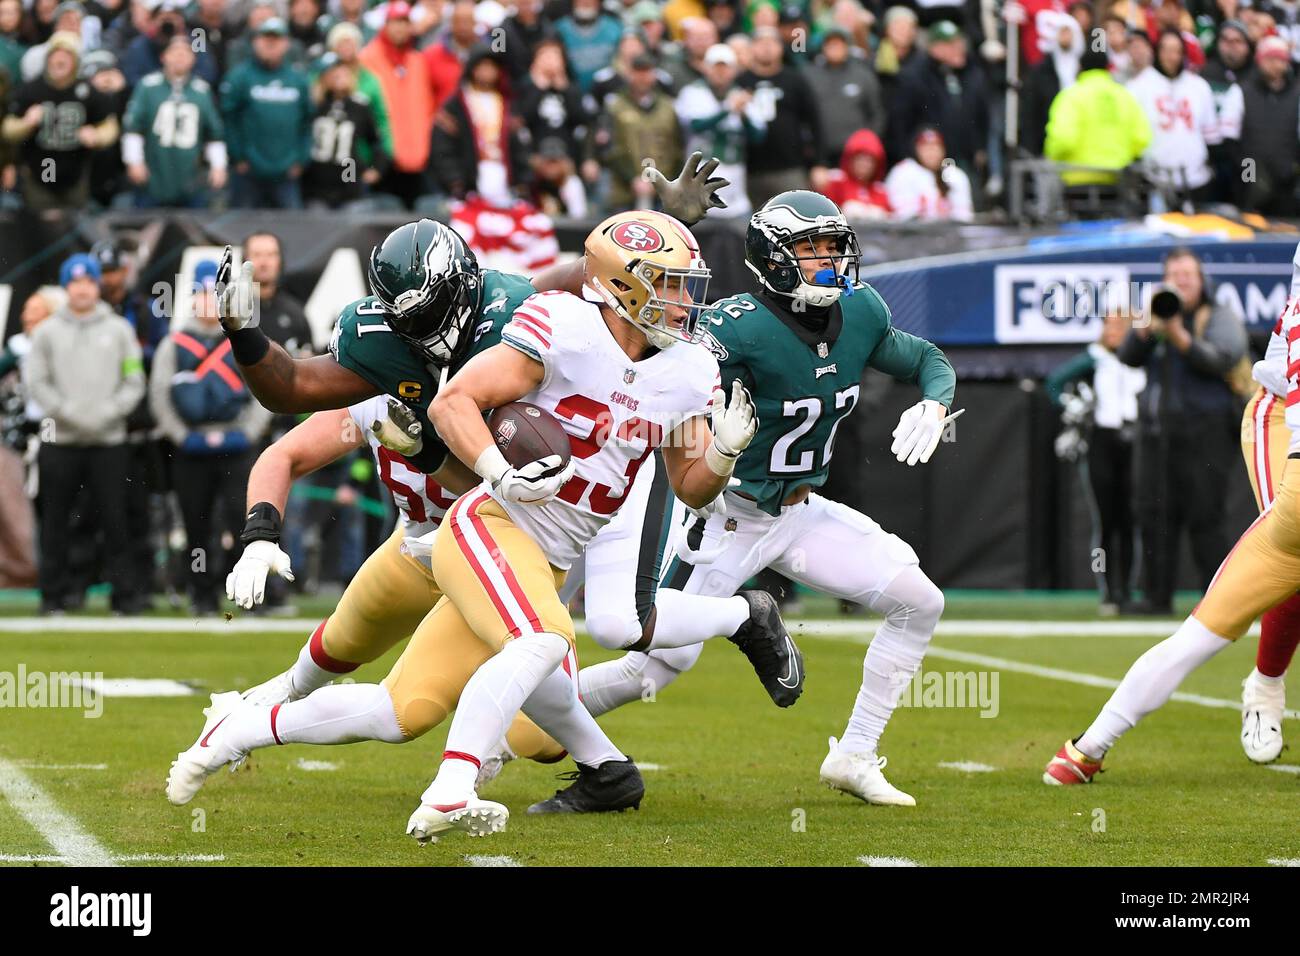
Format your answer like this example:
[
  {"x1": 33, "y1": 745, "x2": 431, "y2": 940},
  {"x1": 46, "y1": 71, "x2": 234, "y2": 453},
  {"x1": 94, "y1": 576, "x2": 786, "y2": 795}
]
[{"x1": 583, "y1": 210, "x2": 711, "y2": 349}]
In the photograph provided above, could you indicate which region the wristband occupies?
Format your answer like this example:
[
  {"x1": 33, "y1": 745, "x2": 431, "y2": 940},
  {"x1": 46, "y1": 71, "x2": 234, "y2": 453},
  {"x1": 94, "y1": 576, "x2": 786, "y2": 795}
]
[
  {"x1": 239, "y1": 501, "x2": 283, "y2": 544},
  {"x1": 226, "y1": 325, "x2": 271, "y2": 366},
  {"x1": 703, "y1": 439, "x2": 738, "y2": 478},
  {"x1": 473, "y1": 445, "x2": 511, "y2": 488}
]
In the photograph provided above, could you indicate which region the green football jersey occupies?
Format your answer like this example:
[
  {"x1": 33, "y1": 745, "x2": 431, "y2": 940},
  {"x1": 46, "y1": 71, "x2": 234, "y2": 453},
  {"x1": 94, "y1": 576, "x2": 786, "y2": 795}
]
[
  {"x1": 327, "y1": 269, "x2": 537, "y2": 469},
  {"x1": 122, "y1": 72, "x2": 223, "y2": 204},
  {"x1": 699, "y1": 283, "x2": 956, "y2": 515}
]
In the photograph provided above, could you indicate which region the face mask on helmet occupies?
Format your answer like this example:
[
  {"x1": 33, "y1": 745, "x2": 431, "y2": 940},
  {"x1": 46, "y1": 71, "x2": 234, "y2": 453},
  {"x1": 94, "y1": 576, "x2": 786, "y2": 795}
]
[
  {"x1": 594, "y1": 255, "x2": 711, "y2": 350},
  {"x1": 382, "y1": 270, "x2": 479, "y2": 364},
  {"x1": 762, "y1": 228, "x2": 861, "y2": 309}
]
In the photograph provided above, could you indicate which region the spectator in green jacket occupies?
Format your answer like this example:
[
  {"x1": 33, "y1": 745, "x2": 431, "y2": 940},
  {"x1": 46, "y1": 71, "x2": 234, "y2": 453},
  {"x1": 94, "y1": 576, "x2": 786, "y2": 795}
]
[
  {"x1": 1045, "y1": 47, "x2": 1151, "y2": 185},
  {"x1": 220, "y1": 17, "x2": 312, "y2": 209},
  {"x1": 0, "y1": 0, "x2": 25, "y2": 86},
  {"x1": 123, "y1": 34, "x2": 227, "y2": 208}
]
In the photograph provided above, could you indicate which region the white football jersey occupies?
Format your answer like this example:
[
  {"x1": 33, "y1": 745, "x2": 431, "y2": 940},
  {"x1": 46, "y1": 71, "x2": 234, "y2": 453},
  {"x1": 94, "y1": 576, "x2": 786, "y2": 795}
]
[
  {"x1": 494, "y1": 289, "x2": 719, "y2": 568},
  {"x1": 348, "y1": 396, "x2": 457, "y2": 540},
  {"x1": 1253, "y1": 242, "x2": 1300, "y2": 431},
  {"x1": 1280, "y1": 296, "x2": 1300, "y2": 456}
]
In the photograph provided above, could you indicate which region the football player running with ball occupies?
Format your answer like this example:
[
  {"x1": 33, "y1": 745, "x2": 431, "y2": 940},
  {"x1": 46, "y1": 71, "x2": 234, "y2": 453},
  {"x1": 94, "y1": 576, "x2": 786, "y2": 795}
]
[{"x1": 573, "y1": 190, "x2": 959, "y2": 807}]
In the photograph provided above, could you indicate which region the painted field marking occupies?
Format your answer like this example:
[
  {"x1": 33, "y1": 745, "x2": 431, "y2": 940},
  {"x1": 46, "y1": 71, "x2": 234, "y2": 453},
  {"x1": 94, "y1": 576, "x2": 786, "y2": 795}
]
[
  {"x1": 937, "y1": 761, "x2": 998, "y2": 773},
  {"x1": 16, "y1": 763, "x2": 108, "y2": 771},
  {"x1": 0, "y1": 757, "x2": 114, "y2": 867},
  {"x1": 638, "y1": 762, "x2": 667, "y2": 771},
  {"x1": 0, "y1": 853, "x2": 225, "y2": 864},
  {"x1": 1266, "y1": 764, "x2": 1300, "y2": 775},
  {"x1": 0, "y1": 616, "x2": 1261, "y2": 639},
  {"x1": 858, "y1": 855, "x2": 919, "y2": 867},
  {"x1": 295, "y1": 759, "x2": 339, "y2": 772},
  {"x1": 806, "y1": 633, "x2": 1300, "y2": 720},
  {"x1": 1268, "y1": 858, "x2": 1300, "y2": 867},
  {"x1": 464, "y1": 855, "x2": 521, "y2": 867}
]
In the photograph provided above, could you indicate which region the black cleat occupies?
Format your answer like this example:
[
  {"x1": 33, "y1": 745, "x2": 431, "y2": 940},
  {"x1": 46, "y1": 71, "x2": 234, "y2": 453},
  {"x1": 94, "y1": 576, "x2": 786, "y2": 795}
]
[
  {"x1": 526, "y1": 758, "x2": 645, "y2": 814},
  {"x1": 729, "y1": 590, "x2": 804, "y2": 707}
]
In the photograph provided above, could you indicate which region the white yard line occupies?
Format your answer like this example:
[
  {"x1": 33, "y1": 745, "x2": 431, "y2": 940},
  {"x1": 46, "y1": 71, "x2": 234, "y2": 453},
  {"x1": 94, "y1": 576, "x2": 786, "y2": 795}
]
[
  {"x1": 16, "y1": 763, "x2": 108, "y2": 771},
  {"x1": 857, "y1": 856, "x2": 919, "y2": 867},
  {"x1": 937, "y1": 761, "x2": 998, "y2": 773},
  {"x1": 0, "y1": 853, "x2": 225, "y2": 864},
  {"x1": 0, "y1": 616, "x2": 1260, "y2": 639},
  {"x1": 295, "y1": 759, "x2": 339, "y2": 772},
  {"x1": 0, "y1": 757, "x2": 115, "y2": 867},
  {"x1": 1268, "y1": 858, "x2": 1300, "y2": 867},
  {"x1": 464, "y1": 855, "x2": 521, "y2": 867},
  {"x1": 1266, "y1": 764, "x2": 1300, "y2": 775},
  {"x1": 807, "y1": 633, "x2": 1300, "y2": 720}
]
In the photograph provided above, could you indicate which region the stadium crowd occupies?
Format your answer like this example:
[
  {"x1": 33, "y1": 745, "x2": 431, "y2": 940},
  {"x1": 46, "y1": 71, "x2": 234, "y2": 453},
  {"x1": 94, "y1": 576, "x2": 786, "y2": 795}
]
[{"x1": 0, "y1": 0, "x2": 1295, "y2": 219}]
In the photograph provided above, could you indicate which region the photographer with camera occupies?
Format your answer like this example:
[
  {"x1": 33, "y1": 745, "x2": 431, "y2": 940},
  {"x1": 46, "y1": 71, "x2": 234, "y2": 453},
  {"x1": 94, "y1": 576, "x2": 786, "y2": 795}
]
[{"x1": 1118, "y1": 247, "x2": 1250, "y2": 615}]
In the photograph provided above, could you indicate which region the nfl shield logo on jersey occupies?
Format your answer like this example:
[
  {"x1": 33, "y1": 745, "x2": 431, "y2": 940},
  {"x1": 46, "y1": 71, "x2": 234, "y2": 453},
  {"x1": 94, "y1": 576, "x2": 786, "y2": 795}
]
[
  {"x1": 624, "y1": 369, "x2": 636, "y2": 384},
  {"x1": 817, "y1": 342, "x2": 829, "y2": 358}
]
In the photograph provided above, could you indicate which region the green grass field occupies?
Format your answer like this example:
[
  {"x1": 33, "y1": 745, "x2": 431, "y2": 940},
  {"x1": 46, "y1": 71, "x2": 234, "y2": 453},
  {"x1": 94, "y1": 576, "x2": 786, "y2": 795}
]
[{"x1": 1, "y1": 594, "x2": 1297, "y2": 867}]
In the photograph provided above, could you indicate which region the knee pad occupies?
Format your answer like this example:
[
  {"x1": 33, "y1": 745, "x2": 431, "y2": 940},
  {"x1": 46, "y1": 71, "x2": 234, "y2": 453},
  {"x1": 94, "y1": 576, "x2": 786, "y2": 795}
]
[
  {"x1": 649, "y1": 641, "x2": 703, "y2": 675},
  {"x1": 382, "y1": 664, "x2": 456, "y2": 740},
  {"x1": 584, "y1": 610, "x2": 646, "y2": 651}
]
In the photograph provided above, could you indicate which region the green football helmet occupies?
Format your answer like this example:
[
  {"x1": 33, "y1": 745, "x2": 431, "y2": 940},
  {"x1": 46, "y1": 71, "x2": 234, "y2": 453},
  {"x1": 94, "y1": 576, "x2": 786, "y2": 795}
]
[
  {"x1": 368, "y1": 219, "x2": 482, "y2": 365},
  {"x1": 745, "y1": 190, "x2": 861, "y2": 309}
]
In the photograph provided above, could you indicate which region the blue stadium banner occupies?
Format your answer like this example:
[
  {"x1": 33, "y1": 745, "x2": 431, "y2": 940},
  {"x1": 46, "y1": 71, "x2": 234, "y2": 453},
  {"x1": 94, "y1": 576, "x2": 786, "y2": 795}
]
[{"x1": 862, "y1": 236, "x2": 1298, "y2": 346}]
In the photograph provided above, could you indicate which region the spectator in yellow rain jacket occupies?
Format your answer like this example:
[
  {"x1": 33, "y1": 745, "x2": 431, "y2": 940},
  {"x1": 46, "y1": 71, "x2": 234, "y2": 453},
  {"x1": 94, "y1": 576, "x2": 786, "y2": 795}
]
[{"x1": 1045, "y1": 47, "x2": 1151, "y2": 185}]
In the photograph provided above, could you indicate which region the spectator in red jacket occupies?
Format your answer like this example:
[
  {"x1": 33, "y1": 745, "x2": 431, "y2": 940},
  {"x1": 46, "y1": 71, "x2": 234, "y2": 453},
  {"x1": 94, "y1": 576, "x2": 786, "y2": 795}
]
[
  {"x1": 359, "y1": 0, "x2": 435, "y2": 206},
  {"x1": 822, "y1": 128, "x2": 891, "y2": 220},
  {"x1": 425, "y1": 0, "x2": 483, "y2": 112}
]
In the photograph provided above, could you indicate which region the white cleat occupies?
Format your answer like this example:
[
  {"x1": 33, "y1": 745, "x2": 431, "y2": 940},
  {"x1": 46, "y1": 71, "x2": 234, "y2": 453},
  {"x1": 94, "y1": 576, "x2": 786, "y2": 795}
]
[
  {"x1": 475, "y1": 737, "x2": 517, "y2": 792},
  {"x1": 819, "y1": 736, "x2": 916, "y2": 807},
  {"x1": 1241, "y1": 671, "x2": 1286, "y2": 764},
  {"x1": 406, "y1": 795, "x2": 510, "y2": 845},
  {"x1": 166, "y1": 691, "x2": 251, "y2": 805},
  {"x1": 241, "y1": 669, "x2": 301, "y2": 707}
]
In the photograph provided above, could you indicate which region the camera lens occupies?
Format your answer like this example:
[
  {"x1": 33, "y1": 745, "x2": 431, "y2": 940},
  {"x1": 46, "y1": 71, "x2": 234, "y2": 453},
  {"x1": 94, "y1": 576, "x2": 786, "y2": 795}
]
[{"x1": 1151, "y1": 289, "x2": 1180, "y2": 319}]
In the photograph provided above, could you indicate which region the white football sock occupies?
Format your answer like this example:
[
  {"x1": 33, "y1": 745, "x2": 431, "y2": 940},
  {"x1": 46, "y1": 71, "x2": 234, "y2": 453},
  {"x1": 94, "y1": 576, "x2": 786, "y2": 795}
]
[
  {"x1": 432, "y1": 632, "x2": 569, "y2": 794},
  {"x1": 1076, "y1": 617, "x2": 1230, "y2": 760},
  {"x1": 838, "y1": 566, "x2": 943, "y2": 755},
  {"x1": 1249, "y1": 667, "x2": 1284, "y2": 688},
  {"x1": 228, "y1": 682, "x2": 405, "y2": 751},
  {"x1": 289, "y1": 640, "x2": 340, "y2": 698},
  {"x1": 579, "y1": 644, "x2": 701, "y2": 716},
  {"x1": 521, "y1": 651, "x2": 624, "y2": 767},
  {"x1": 641, "y1": 590, "x2": 750, "y2": 649}
]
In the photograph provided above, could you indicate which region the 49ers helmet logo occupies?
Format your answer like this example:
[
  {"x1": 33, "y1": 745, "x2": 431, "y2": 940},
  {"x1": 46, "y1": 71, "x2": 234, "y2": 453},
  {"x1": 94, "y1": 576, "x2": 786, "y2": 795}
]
[{"x1": 610, "y1": 221, "x2": 666, "y2": 253}]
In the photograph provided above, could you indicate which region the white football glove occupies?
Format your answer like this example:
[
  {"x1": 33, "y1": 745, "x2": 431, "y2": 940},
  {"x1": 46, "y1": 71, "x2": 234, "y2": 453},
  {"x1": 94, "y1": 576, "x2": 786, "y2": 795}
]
[
  {"x1": 371, "y1": 398, "x2": 423, "y2": 456},
  {"x1": 225, "y1": 540, "x2": 295, "y2": 609},
  {"x1": 891, "y1": 400, "x2": 961, "y2": 466},
  {"x1": 685, "y1": 475, "x2": 740, "y2": 522},
  {"x1": 475, "y1": 445, "x2": 578, "y2": 504},
  {"x1": 704, "y1": 380, "x2": 757, "y2": 476},
  {"x1": 215, "y1": 245, "x2": 258, "y2": 331},
  {"x1": 643, "y1": 150, "x2": 730, "y2": 225}
]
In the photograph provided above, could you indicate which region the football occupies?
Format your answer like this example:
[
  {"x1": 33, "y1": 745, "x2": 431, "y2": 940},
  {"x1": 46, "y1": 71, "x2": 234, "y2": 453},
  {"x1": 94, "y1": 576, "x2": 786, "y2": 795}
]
[{"x1": 487, "y1": 401, "x2": 573, "y2": 473}]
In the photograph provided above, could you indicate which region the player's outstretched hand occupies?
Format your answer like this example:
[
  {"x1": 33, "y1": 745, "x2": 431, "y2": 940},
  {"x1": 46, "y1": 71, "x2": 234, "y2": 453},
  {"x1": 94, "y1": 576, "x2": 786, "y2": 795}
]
[
  {"x1": 495, "y1": 456, "x2": 578, "y2": 504},
  {"x1": 215, "y1": 245, "x2": 258, "y2": 331},
  {"x1": 892, "y1": 400, "x2": 962, "y2": 466},
  {"x1": 226, "y1": 540, "x2": 295, "y2": 609},
  {"x1": 371, "y1": 398, "x2": 423, "y2": 456},
  {"x1": 644, "y1": 150, "x2": 729, "y2": 226}
]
